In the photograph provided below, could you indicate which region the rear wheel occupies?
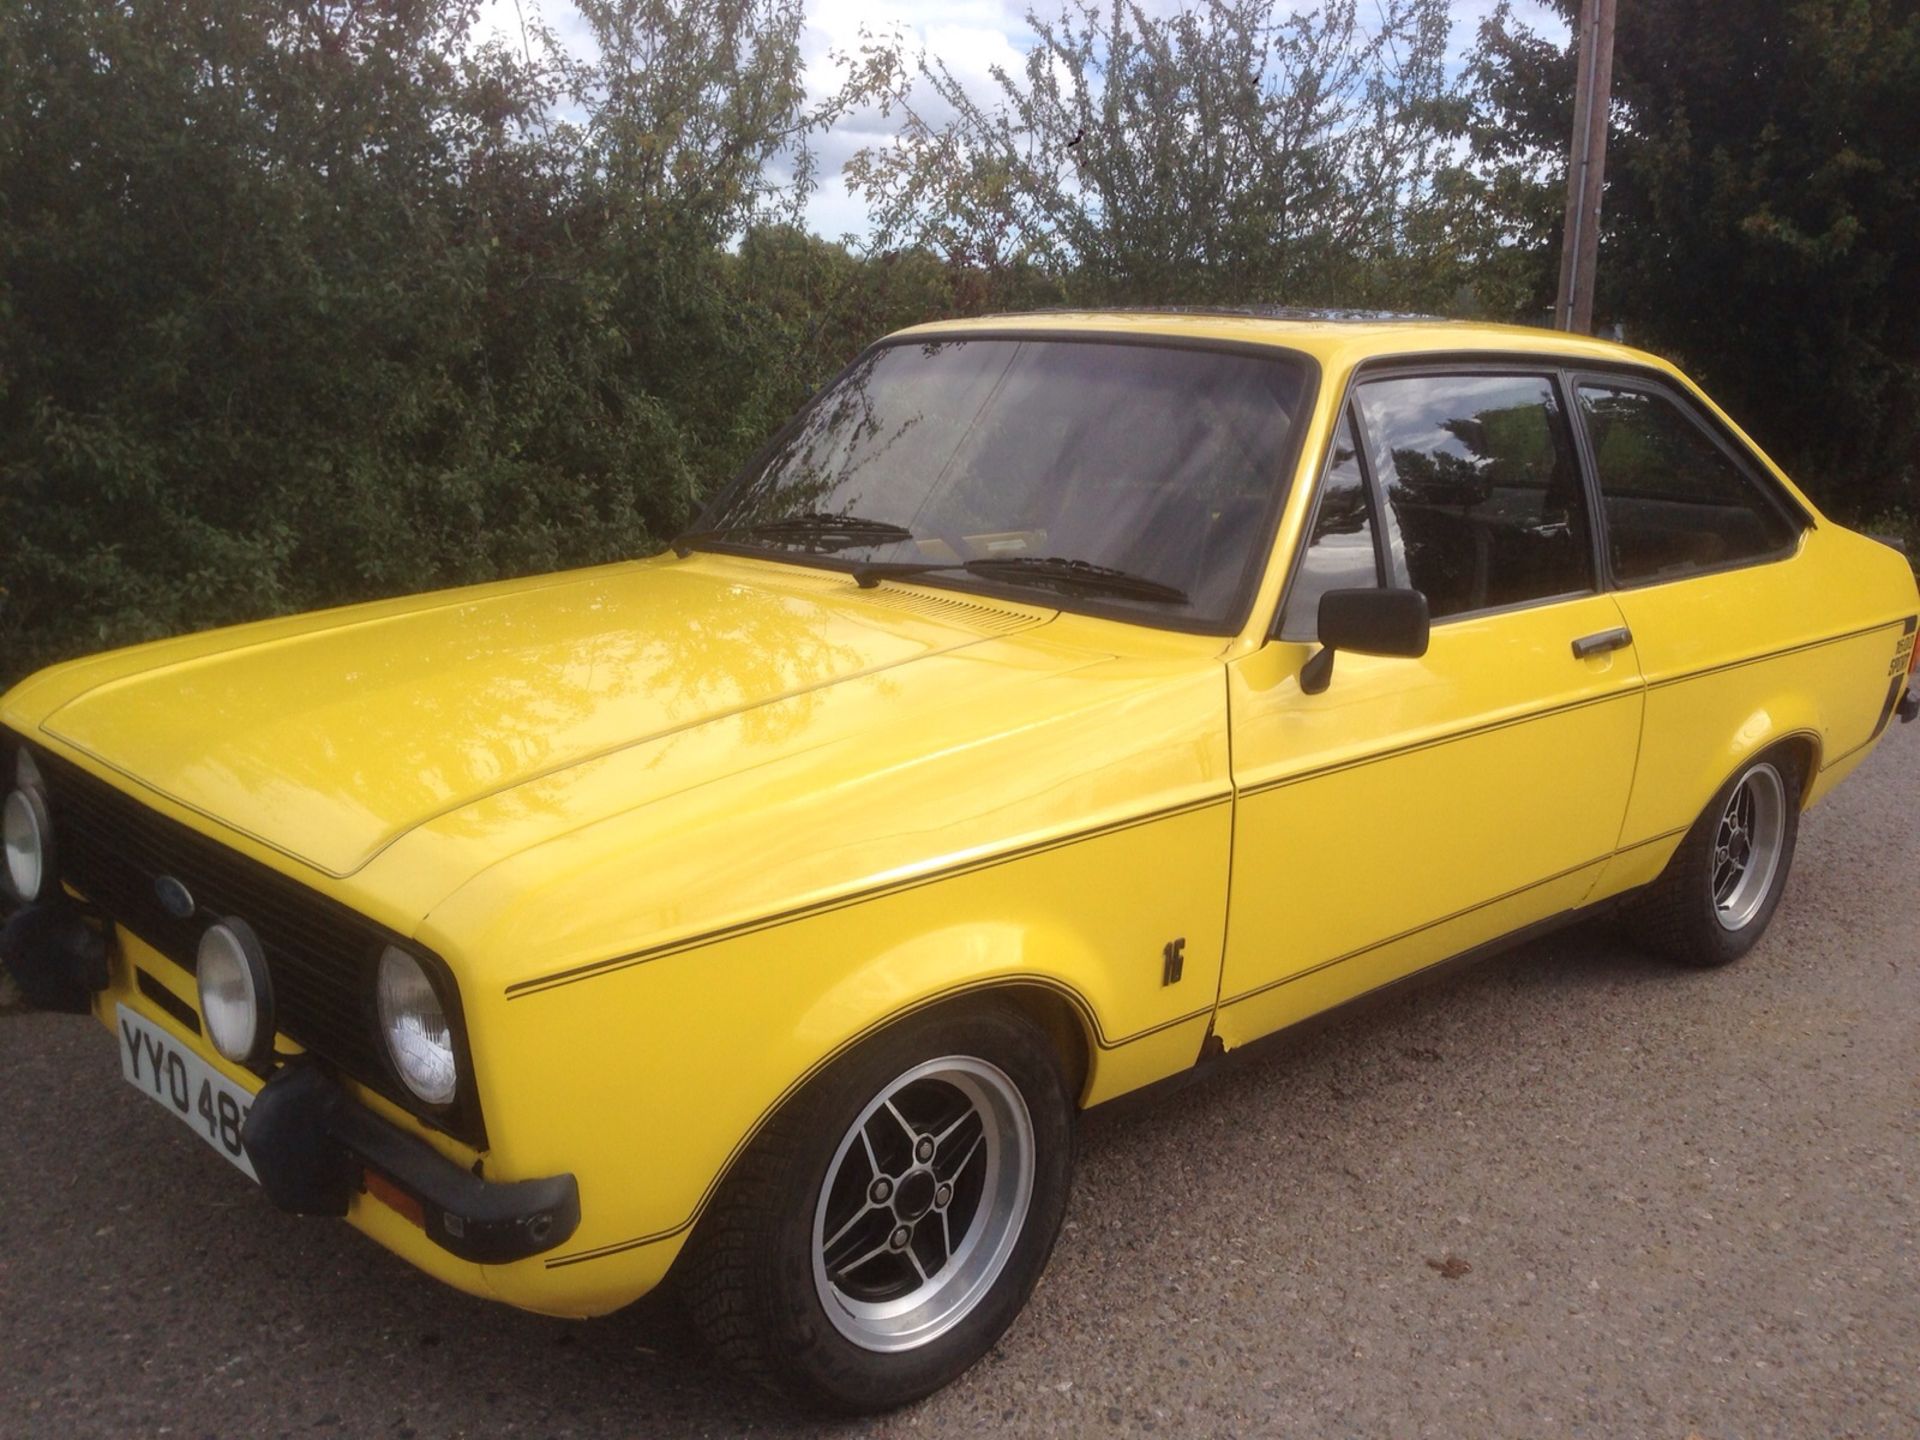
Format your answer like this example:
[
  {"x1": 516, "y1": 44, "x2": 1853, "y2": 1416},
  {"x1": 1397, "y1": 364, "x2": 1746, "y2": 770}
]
[
  {"x1": 1629, "y1": 749, "x2": 1802, "y2": 967},
  {"x1": 684, "y1": 1001, "x2": 1074, "y2": 1413}
]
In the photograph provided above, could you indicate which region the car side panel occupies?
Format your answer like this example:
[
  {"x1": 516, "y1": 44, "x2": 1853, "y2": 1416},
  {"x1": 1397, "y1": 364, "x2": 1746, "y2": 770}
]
[
  {"x1": 416, "y1": 659, "x2": 1236, "y2": 1317},
  {"x1": 1602, "y1": 528, "x2": 1916, "y2": 862},
  {"x1": 1217, "y1": 593, "x2": 1644, "y2": 1050},
  {"x1": 455, "y1": 798, "x2": 1228, "y2": 1316}
]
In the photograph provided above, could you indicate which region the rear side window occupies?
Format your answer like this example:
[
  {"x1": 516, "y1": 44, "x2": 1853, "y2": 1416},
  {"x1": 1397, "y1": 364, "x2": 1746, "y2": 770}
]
[
  {"x1": 1575, "y1": 383, "x2": 1799, "y2": 583},
  {"x1": 1355, "y1": 373, "x2": 1594, "y2": 620},
  {"x1": 1280, "y1": 408, "x2": 1381, "y2": 641}
]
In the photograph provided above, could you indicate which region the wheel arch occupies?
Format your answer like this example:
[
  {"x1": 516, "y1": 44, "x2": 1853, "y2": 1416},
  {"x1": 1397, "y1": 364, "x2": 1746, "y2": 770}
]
[
  {"x1": 1693, "y1": 707, "x2": 1825, "y2": 826},
  {"x1": 1767, "y1": 730, "x2": 1822, "y2": 808},
  {"x1": 666, "y1": 979, "x2": 1095, "y2": 1278},
  {"x1": 956, "y1": 981, "x2": 1094, "y2": 1104},
  {"x1": 1673, "y1": 727, "x2": 1821, "y2": 839},
  {"x1": 737, "y1": 971, "x2": 1107, "y2": 1134}
]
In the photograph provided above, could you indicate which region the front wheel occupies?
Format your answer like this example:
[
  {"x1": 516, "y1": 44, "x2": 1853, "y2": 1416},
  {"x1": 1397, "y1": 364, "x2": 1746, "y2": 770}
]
[
  {"x1": 1629, "y1": 749, "x2": 1802, "y2": 967},
  {"x1": 684, "y1": 1001, "x2": 1075, "y2": 1412}
]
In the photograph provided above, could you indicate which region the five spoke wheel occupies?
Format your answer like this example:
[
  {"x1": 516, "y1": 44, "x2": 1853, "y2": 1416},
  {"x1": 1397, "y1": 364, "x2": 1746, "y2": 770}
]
[
  {"x1": 811, "y1": 1056, "x2": 1034, "y2": 1353},
  {"x1": 686, "y1": 1001, "x2": 1071, "y2": 1411}
]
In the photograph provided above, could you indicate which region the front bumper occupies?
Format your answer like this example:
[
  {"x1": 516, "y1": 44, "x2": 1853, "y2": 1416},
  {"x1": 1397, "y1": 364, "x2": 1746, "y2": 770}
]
[
  {"x1": 3, "y1": 900, "x2": 580, "y2": 1266},
  {"x1": 244, "y1": 1059, "x2": 580, "y2": 1264}
]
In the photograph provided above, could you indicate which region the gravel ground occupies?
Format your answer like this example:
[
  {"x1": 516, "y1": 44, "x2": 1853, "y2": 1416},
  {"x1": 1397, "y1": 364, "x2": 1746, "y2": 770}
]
[{"x1": 3, "y1": 733, "x2": 1916, "y2": 1439}]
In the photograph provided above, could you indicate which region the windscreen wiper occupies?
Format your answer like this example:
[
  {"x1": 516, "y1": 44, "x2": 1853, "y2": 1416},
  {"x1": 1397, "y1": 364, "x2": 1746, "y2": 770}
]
[
  {"x1": 672, "y1": 513, "x2": 917, "y2": 557},
  {"x1": 852, "y1": 555, "x2": 1190, "y2": 606}
]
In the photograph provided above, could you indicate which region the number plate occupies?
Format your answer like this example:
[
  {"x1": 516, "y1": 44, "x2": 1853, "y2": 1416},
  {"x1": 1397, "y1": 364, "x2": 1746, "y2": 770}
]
[{"x1": 116, "y1": 1003, "x2": 259, "y2": 1182}]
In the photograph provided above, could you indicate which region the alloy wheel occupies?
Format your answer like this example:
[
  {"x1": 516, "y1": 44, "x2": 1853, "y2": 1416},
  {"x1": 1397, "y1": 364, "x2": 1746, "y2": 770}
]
[
  {"x1": 1711, "y1": 761, "x2": 1788, "y2": 932},
  {"x1": 810, "y1": 1056, "x2": 1035, "y2": 1353}
]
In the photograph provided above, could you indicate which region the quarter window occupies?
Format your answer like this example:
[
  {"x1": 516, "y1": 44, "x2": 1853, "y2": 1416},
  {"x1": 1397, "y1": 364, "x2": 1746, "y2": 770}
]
[
  {"x1": 1575, "y1": 383, "x2": 1798, "y2": 583},
  {"x1": 1280, "y1": 408, "x2": 1381, "y2": 641},
  {"x1": 1355, "y1": 373, "x2": 1594, "y2": 620}
]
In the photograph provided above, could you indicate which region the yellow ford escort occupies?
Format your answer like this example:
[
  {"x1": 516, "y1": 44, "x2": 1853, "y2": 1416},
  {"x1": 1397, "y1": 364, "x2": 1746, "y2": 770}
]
[{"x1": 4, "y1": 311, "x2": 1917, "y2": 1411}]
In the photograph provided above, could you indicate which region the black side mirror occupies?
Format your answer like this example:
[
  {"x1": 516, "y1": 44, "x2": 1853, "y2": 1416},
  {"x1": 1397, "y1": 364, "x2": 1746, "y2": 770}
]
[{"x1": 1300, "y1": 588, "x2": 1430, "y2": 695}]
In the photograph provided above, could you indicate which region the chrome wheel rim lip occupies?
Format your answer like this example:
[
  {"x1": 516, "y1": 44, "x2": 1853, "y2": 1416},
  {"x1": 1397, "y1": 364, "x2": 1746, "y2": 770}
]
[
  {"x1": 811, "y1": 1055, "x2": 1034, "y2": 1354},
  {"x1": 1712, "y1": 762, "x2": 1787, "y2": 932}
]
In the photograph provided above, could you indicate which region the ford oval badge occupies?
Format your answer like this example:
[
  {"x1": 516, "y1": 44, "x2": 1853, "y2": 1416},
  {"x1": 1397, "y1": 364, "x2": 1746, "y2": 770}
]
[{"x1": 154, "y1": 875, "x2": 196, "y2": 919}]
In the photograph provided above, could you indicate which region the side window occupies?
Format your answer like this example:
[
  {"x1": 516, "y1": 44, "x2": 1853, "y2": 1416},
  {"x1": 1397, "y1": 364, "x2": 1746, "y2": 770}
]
[
  {"x1": 1355, "y1": 373, "x2": 1594, "y2": 621},
  {"x1": 1576, "y1": 383, "x2": 1799, "y2": 583},
  {"x1": 1280, "y1": 408, "x2": 1380, "y2": 641}
]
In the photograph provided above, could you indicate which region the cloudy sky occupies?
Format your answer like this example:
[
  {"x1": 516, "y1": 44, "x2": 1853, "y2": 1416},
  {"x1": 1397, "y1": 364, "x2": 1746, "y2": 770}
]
[{"x1": 476, "y1": 0, "x2": 1566, "y2": 239}]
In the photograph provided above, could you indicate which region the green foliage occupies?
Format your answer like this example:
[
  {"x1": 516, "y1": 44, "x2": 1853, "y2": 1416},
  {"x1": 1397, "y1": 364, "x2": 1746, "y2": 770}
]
[
  {"x1": 1465, "y1": 0, "x2": 1920, "y2": 520},
  {"x1": 2, "y1": 0, "x2": 1914, "y2": 684},
  {"x1": 0, "y1": 0, "x2": 883, "y2": 680},
  {"x1": 849, "y1": 0, "x2": 1482, "y2": 311}
]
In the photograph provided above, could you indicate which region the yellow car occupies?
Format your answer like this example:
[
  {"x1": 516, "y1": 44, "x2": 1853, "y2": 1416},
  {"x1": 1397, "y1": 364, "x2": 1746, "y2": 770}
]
[{"x1": 4, "y1": 312, "x2": 1916, "y2": 1411}]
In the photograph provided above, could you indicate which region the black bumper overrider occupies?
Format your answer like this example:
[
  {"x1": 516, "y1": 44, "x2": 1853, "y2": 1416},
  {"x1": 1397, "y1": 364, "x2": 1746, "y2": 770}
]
[
  {"x1": 243, "y1": 1060, "x2": 580, "y2": 1264},
  {"x1": 1, "y1": 901, "x2": 110, "y2": 1013}
]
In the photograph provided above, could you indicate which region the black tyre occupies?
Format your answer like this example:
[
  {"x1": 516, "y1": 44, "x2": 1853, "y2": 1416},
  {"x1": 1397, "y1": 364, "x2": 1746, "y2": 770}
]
[
  {"x1": 684, "y1": 999, "x2": 1075, "y2": 1413},
  {"x1": 1629, "y1": 747, "x2": 1803, "y2": 967}
]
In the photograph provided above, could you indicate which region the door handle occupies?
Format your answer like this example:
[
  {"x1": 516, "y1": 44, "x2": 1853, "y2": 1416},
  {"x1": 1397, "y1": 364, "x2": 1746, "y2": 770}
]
[{"x1": 1571, "y1": 626, "x2": 1633, "y2": 659}]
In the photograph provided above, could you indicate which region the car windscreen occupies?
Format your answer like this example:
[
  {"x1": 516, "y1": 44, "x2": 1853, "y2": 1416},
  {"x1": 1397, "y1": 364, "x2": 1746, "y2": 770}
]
[{"x1": 695, "y1": 336, "x2": 1310, "y2": 629}]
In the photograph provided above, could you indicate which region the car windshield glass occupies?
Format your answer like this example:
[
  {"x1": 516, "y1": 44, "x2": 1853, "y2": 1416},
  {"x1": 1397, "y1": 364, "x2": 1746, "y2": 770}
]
[{"x1": 696, "y1": 337, "x2": 1309, "y2": 627}]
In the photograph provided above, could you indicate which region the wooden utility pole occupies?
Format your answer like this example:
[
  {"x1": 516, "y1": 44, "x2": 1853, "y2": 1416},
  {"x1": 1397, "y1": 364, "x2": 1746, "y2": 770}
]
[{"x1": 1554, "y1": 0, "x2": 1618, "y2": 333}]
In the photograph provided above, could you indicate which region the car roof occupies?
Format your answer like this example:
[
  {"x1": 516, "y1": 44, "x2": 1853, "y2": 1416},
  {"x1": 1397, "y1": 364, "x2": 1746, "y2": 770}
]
[{"x1": 889, "y1": 307, "x2": 1676, "y2": 375}]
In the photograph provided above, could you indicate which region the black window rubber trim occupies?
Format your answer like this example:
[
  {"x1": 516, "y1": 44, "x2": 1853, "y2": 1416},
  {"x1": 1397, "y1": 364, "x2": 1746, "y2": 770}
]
[{"x1": 1265, "y1": 347, "x2": 1817, "y2": 639}]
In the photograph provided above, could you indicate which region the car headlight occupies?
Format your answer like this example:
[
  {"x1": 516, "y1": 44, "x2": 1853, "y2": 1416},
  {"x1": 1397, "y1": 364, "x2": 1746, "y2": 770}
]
[
  {"x1": 197, "y1": 918, "x2": 276, "y2": 1068},
  {"x1": 377, "y1": 945, "x2": 458, "y2": 1106},
  {"x1": 3, "y1": 780, "x2": 52, "y2": 904}
]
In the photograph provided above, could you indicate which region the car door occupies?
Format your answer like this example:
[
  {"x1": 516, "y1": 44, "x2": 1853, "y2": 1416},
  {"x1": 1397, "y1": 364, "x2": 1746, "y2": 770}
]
[{"x1": 1215, "y1": 365, "x2": 1647, "y2": 1048}]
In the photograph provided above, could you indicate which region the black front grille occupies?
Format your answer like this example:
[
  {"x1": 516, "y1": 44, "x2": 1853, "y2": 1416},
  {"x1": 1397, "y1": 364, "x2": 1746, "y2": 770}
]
[{"x1": 15, "y1": 733, "x2": 484, "y2": 1147}]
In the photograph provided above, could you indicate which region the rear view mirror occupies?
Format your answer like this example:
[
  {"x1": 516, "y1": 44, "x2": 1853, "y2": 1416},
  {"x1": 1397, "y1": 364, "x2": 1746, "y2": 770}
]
[{"x1": 1300, "y1": 588, "x2": 1430, "y2": 694}]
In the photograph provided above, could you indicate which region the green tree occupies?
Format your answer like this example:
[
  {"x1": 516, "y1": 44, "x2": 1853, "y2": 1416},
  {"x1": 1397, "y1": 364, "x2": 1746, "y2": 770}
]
[
  {"x1": 1466, "y1": 0, "x2": 1920, "y2": 524},
  {"x1": 0, "y1": 0, "x2": 875, "y2": 682},
  {"x1": 847, "y1": 0, "x2": 1480, "y2": 311}
]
